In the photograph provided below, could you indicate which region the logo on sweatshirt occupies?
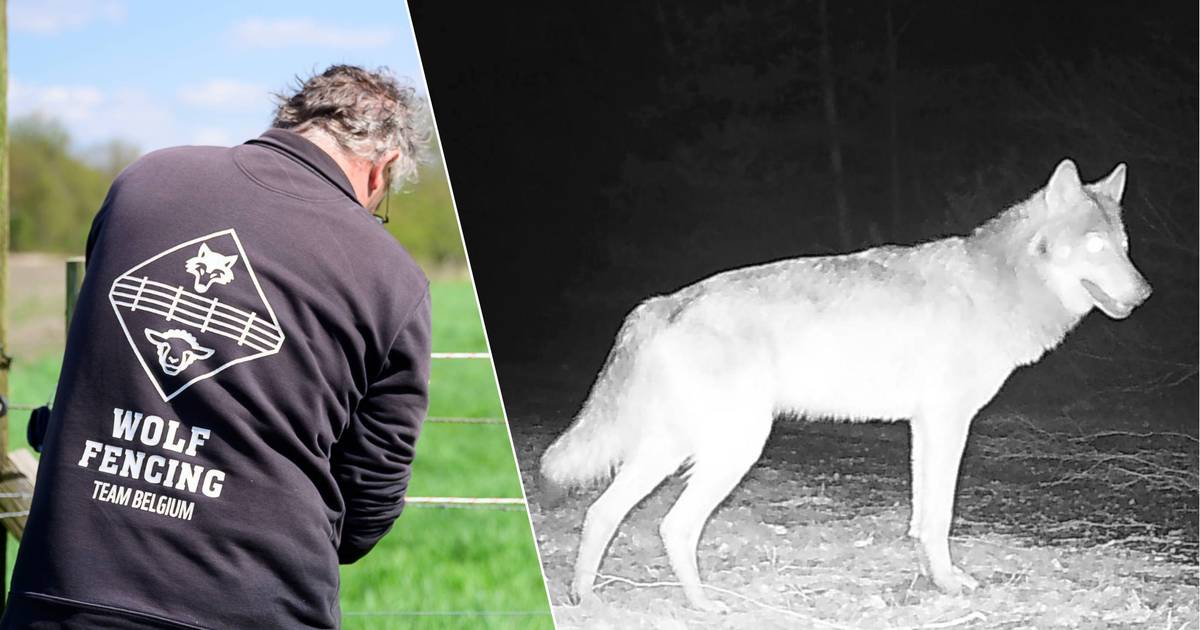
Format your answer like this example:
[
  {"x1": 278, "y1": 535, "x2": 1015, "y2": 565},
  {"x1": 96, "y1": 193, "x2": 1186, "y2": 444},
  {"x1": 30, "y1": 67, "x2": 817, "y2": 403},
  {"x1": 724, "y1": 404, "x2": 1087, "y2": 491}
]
[{"x1": 109, "y1": 229, "x2": 286, "y2": 401}]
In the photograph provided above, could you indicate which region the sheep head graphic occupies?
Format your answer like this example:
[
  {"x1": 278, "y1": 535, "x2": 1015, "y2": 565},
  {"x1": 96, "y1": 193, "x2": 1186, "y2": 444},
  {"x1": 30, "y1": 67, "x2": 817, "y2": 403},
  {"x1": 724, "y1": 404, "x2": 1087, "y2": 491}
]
[{"x1": 144, "y1": 328, "x2": 215, "y2": 376}]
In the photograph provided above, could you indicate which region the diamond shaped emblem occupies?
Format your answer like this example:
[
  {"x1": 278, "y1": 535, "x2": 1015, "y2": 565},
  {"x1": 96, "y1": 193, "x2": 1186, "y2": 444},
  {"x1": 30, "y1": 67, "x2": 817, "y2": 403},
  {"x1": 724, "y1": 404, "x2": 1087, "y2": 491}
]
[{"x1": 108, "y1": 229, "x2": 286, "y2": 401}]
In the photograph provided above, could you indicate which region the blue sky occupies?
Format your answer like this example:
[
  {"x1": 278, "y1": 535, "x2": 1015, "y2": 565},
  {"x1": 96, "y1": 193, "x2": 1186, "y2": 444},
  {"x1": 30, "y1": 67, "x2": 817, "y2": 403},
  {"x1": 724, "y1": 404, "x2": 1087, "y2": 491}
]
[{"x1": 9, "y1": 0, "x2": 429, "y2": 155}]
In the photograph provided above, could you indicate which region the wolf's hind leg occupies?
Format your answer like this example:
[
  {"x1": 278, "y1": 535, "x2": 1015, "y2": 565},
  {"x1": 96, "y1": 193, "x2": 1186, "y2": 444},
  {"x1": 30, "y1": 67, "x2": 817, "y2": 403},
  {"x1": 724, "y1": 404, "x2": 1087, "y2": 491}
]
[
  {"x1": 659, "y1": 418, "x2": 771, "y2": 613},
  {"x1": 911, "y1": 410, "x2": 979, "y2": 594},
  {"x1": 570, "y1": 452, "x2": 684, "y2": 606}
]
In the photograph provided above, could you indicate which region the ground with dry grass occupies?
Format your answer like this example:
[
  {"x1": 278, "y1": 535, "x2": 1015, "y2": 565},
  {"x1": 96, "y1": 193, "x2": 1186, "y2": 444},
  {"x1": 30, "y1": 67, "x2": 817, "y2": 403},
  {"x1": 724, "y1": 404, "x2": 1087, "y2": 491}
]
[
  {"x1": 6, "y1": 253, "x2": 69, "y2": 358},
  {"x1": 504, "y1": 363, "x2": 1198, "y2": 630}
]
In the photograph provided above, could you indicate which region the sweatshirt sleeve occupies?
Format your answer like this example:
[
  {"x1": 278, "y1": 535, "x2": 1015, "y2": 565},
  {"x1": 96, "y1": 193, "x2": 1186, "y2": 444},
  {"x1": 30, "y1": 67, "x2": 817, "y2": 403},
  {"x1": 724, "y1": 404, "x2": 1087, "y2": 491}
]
[
  {"x1": 333, "y1": 284, "x2": 432, "y2": 564},
  {"x1": 84, "y1": 182, "x2": 119, "y2": 265}
]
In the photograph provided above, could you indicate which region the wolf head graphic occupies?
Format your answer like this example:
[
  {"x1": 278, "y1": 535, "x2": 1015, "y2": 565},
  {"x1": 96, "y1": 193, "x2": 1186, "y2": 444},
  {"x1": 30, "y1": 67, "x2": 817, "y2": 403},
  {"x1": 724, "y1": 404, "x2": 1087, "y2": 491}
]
[{"x1": 184, "y1": 243, "x2": 239, "y2": 294}]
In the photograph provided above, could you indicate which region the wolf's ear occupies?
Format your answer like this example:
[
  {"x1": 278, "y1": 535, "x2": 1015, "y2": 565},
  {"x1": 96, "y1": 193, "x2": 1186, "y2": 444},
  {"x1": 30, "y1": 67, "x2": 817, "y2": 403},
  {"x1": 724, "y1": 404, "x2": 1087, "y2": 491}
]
[
  {"x1": 1027, "y1": 231, "x2": 1051, "y2": 258},
  {"x1": 1089, "y1": 163, "x2": 1127, "y2": 203},
  {"x1": 1045, "y1": 159, "x2": 1084, "y2": 211},
  {"x1": 197, "y1": 243, "x2": 212, "y2": 256}
]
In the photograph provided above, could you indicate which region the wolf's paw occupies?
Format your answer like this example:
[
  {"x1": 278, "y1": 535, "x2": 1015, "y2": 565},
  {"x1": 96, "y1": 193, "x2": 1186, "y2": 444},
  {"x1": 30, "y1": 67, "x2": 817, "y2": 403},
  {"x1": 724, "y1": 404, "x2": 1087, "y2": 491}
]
[
  {"x1": 566, "y1": 583, "x2": 600, "y2": 608},
  {"x1": 953, "y1": 566, "x2": 981, "y2": 590},
  {"x1": 932, "y1": 566, "x2": 980, "y2": 594},
  {"x1": 685, "y1": 591, "x2": 730, "y2": 614}
]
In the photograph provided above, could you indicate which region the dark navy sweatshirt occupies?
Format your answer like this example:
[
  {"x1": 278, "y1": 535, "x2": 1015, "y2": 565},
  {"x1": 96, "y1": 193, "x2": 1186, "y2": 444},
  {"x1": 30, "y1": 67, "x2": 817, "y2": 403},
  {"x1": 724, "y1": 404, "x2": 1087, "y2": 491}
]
[{"x1": 1, "y1": 129, "x2": 432, "y2": 629}]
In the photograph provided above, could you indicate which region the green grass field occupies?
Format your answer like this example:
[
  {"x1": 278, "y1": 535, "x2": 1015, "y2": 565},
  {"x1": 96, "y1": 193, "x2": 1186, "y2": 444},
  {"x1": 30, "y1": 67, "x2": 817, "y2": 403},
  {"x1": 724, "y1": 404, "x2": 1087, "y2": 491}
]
[{"x1": 3, "y1": 272, "x2": 552, "y2": 629}]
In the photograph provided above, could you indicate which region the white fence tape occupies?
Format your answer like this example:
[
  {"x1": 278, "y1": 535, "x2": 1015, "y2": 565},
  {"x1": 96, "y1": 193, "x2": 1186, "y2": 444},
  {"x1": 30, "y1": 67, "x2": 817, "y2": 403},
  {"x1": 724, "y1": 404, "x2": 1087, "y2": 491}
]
[
  {"x1": 407, "y1": 496, "x2": 525, "y2": 510},
  {"x1": 427, "y1": 416, "x2": 505, "y2": 425},
  {"x1": 5, "y1": 351, "x2": 520, "y2": 517}
]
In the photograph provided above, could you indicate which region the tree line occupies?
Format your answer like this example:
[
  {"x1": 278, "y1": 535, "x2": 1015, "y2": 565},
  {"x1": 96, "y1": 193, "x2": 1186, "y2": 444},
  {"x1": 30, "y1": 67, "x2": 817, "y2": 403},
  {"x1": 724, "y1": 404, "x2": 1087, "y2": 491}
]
[{"x1": 7, "y1": 115, "x2": 466, "y2": 271}]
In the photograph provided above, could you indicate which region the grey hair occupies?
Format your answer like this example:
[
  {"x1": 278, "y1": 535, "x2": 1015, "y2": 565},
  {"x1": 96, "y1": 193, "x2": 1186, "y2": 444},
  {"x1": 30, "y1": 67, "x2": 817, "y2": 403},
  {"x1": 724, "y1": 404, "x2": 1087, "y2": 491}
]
[{"x1": 272, "y1": 65, "x2": 431, "y2": 190}]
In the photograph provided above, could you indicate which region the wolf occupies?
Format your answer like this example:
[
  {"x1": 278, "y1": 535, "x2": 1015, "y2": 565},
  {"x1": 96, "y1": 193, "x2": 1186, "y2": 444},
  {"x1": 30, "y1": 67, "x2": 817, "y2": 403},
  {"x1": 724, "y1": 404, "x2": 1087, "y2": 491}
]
[
  {"x1": 185, "y1": 242, "x2": 239, "y2": 294},
  {"x1": 540, "y1": 159, "x2": 1152, "y2": 612}
]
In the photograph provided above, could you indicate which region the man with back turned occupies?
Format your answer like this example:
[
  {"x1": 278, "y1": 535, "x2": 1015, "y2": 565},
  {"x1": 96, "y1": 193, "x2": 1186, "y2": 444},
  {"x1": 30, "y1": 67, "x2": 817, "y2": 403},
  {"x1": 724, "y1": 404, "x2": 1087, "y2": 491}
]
[{"x1": 2, "y1": 65, "x2": 433, "y2": 629}]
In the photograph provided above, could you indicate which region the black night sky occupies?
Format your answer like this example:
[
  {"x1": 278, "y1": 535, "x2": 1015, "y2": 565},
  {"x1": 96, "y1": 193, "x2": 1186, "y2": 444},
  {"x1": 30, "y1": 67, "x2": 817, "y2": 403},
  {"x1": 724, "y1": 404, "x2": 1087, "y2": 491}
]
[{"x1": 408, "y1": 1, "x2": 1197, "y2": 426}]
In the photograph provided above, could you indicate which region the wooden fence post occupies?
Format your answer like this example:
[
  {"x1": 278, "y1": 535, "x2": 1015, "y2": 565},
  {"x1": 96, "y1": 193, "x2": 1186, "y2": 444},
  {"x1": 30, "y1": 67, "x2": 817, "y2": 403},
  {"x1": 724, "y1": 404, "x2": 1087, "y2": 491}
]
[
  {"x1": 66, "y1": 257, "x2": 85, "y2": 328},
  {"x1": 0, "y1": 0, "x2": 11, "y2": 611}
]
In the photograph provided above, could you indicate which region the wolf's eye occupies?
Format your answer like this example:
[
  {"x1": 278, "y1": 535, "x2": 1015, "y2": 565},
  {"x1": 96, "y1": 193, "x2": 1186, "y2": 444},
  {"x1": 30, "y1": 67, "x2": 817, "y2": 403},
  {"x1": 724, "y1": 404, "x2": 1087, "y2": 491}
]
[{"x1": 1085, "y1": 233, "x2": 1107, "y2": 253}]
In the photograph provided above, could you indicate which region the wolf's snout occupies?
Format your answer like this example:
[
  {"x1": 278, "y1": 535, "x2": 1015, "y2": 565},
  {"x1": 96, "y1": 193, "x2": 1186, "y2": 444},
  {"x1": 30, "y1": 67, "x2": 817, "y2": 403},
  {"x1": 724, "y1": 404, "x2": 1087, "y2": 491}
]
[
  {"x1": 1133, "y1": 279, "x2": 1152, "y2": 305},
  {"x1": 1123, "y1": 271, "x2": 1153, "y2": 310},
  {"x1": 1081, "y1": 271, "x2": 1151, "y2": 320}
]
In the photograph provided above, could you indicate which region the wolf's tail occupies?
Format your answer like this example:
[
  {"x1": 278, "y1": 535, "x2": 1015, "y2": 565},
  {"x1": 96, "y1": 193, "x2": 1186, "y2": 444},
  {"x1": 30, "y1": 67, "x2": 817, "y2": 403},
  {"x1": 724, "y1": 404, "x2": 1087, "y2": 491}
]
[{"x1": 540, "y1": 296, "x2": 675, "y2": 490}]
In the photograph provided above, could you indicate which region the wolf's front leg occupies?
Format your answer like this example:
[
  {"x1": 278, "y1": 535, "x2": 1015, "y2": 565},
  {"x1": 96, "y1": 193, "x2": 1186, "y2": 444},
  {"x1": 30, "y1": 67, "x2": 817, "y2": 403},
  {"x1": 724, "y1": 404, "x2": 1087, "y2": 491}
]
[
  {"x1": 909, "y1": 410, "x2": 979, "y2": 594},
  {"x1": 907, "y1": 420, "x2": 925, "y2": 540}
]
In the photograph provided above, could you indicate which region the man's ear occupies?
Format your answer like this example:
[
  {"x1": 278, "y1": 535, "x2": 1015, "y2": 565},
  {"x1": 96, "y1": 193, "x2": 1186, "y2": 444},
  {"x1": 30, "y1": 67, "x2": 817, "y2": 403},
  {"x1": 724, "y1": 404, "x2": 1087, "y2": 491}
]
[{"x1": 369, "y1": 152, "x2": 400, "y2": 196}]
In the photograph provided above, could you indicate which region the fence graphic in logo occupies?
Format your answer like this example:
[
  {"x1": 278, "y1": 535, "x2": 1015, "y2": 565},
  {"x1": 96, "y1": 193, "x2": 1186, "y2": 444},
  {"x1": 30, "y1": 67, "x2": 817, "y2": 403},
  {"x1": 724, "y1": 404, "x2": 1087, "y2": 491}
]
[{"x1": 108, "y1": 229, "x2": 285, "y2": 401}]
